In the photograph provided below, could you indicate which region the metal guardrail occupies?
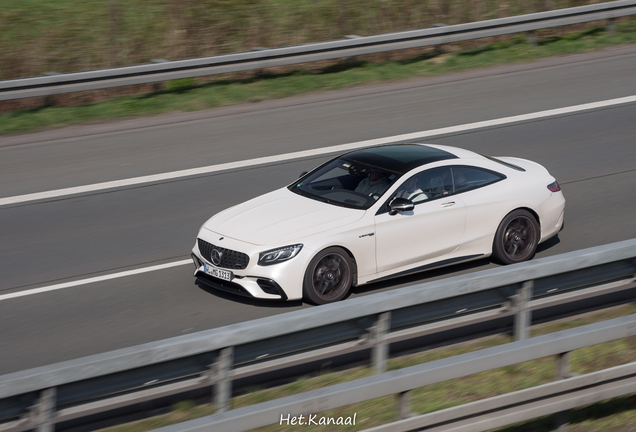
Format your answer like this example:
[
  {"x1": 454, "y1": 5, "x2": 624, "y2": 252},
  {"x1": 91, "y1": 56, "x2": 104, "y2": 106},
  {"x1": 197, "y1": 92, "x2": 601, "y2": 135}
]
[
  {"x1": 1, "y1": 238, "x2": 635, "y2": 430},
  {"x1": 150, "y1": 315, "x2": 636, "y2": 432},
  {"x1": 1, "y1": 1, "x2": 635, "y2": 101}
]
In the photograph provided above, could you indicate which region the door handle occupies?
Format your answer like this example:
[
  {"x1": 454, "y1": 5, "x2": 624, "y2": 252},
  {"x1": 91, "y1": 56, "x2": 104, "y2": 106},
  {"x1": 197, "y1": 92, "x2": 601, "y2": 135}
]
[{"x1": 441, "y1": 201, "x2": 455, "y2": 208}]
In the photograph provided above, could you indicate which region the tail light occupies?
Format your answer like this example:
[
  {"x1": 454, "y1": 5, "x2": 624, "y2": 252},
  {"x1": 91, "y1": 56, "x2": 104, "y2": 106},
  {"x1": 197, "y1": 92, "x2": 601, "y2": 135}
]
[{"x1": 547, "y1": 181, "x2": 561, "y2": 192}]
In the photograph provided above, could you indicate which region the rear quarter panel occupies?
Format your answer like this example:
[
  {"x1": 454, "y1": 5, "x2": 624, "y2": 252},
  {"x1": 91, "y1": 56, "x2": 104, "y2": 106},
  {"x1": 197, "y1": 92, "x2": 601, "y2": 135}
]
[{"x1": 457, "y1": 158, "x2": 553, "y2": 254}]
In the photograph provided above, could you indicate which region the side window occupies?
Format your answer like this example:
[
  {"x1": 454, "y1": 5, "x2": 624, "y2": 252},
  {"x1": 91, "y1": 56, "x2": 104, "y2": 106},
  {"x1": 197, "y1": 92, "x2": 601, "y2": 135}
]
[
  {"x1": 419, "y1": 167, "x2": 453, "y2": 200},
  {"x1": 452, "y1": 166, "x2": 503, "y2": 194},
  {"x1": 389, "y1": 172, "x2": 429, "y2": 205},
  {"x1": 379, "y1": 167, "x2": 453, "y2": 214}
]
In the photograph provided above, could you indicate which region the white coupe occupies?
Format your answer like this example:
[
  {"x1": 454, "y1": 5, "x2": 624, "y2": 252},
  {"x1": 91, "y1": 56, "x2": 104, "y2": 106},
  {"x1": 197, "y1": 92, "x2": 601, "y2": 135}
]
[{"x1": 191, "y1": 144, "x2": 565, "y2": 304}]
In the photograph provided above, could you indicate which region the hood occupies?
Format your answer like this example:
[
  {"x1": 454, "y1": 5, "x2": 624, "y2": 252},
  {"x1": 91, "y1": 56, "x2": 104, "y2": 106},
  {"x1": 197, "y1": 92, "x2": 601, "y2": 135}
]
[{"x1": 203, "y1": 188, "x2": 365, "y2": 245}]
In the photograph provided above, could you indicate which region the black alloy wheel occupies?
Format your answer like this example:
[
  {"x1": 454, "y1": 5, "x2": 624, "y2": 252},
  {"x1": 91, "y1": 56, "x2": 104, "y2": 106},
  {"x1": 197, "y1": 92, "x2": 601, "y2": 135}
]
[
  {"x1": 492, "y1": 209, "x2": 539, "y2": 265},
  {"x1": 303, "y1": 247, "x2": 354, "y2": 304}
]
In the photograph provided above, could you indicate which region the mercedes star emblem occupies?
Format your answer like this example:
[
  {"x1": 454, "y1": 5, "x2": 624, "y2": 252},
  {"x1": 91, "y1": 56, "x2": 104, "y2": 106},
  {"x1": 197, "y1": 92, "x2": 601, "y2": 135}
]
[{"x1": 211, "y1": 249, "x2": 223, "y2": 266}]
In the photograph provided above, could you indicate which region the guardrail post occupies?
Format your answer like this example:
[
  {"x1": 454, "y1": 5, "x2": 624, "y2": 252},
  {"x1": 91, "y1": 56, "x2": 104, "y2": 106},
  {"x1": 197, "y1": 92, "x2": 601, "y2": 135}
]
[
  {"x1": 372, "y1": 312, "x2": 391, "y2": 374},
  {"x1": 433, "y1": 23, "x2": 447, "y2": 54},
  {"x1": 33, "y1": 387, "x2": 56, "y2": 432},
  {"x1": 214, "y1": 347, "x2": 234, "y2": 413},
  {"x1": 526, "y1": 30, "x2": 538, "y2": 46},
  {"x1": 554, "y1": 352, "x2": 572, "y2": 431},
  {"x1": 513, "y1": 281, "x2": 533, "y2": 341},
  {"x1": 397, "y1": 391, "x2": 412, "y2": 419},
  {"x1": 607, "y1": 18, "x2": 616, "y2": 36},
  {"x1": 557, "y1": 352, "x2": 570, "y2": 380}
]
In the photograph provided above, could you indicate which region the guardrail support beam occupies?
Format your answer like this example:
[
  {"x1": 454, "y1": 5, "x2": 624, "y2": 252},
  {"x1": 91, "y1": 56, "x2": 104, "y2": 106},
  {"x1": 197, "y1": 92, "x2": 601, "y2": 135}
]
[
  {"x1": 554, "y1": 352, "x2": 572, "y2": 432},
  {"x1": 214, "y1": 347, "x2": 234, "y2": 413},
  {"x1": 607, "y1": 17, "x2": 617, "y2": 36},
  {"x1": 33, "y1": 387, "x2": 56, "y2": 432},
  {"x1": 372, "y1": 312, "x2": 391, "y2": 374},
  {"x1": 557, "y1": 352, "x2": 571, "y2": 380},
  {"x1": 397, "y1": 390, "x2": 412, "y2": 419},
  {"x1": 513, "y1": 281, "x2": 533, "y2": 341}
]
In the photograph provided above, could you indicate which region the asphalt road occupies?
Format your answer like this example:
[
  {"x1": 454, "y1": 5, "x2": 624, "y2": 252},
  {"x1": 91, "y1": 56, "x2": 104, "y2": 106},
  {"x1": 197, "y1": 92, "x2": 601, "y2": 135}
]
[{"x1": 1, "y1": 47, "x2": 636, "y2": 375}]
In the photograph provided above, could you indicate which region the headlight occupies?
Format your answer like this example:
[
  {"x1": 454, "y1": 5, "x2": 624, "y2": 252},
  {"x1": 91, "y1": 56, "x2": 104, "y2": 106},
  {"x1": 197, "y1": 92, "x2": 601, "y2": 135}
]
[{"x1": 258, "y1": 244, "x2": 303, "y2": 266}]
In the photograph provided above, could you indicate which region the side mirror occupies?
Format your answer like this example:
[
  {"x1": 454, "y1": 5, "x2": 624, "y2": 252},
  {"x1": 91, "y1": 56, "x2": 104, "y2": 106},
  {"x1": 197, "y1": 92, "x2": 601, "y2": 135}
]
[
  {"x1": 298, "y1": 171, "x2": 308, "y2": 179},
  {"x1": 389, "y1": 197, "x2": 414, "y2": 215}
]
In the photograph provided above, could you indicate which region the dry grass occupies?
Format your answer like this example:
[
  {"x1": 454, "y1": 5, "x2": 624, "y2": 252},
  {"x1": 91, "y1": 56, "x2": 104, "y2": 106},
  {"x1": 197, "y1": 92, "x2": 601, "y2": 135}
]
[
  {"x1": 3, "y1": 17, "x2": 636, "y2": 133},
  {"x1": 0, "y1": 0, "x2": 611, "y2": 81}
]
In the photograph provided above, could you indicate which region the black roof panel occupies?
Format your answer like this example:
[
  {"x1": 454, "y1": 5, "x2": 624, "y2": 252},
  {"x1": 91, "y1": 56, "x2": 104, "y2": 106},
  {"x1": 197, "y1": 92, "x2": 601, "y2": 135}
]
[{"x1": 343, "y1": 144, "x2": 457, "y2": 174}]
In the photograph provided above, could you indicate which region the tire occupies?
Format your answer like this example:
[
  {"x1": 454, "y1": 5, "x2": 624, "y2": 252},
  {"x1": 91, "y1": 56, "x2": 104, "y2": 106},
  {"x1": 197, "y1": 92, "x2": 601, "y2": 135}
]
[
  {"x1": 492, "y1": 209, "x2": 539, "y2": 265},
  {"x1": 303, "y1": 247, "x2": 354, "y2": 304}
]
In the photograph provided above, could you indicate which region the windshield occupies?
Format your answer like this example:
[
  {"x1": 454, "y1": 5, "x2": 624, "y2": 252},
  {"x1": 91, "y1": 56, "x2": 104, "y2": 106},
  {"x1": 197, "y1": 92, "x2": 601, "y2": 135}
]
[{"x1": 289, "y1": 158, "x2": 401, "y2": 210}]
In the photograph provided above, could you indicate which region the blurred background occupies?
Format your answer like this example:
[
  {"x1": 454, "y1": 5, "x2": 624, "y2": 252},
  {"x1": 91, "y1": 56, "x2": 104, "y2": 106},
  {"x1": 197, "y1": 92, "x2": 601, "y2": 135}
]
[
  {"x1": 2, "y1": 0, "x2": 630, "y2": 130},
  {"x1": 0, "y1": 0, "x2": 609, "y2": 80}
]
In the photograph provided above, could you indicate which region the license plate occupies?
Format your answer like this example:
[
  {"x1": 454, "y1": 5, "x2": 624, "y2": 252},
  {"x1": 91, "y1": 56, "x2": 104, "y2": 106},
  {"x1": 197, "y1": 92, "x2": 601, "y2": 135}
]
[{"x1": 203, "y1": 264, "x2": 233, "y2": 281}]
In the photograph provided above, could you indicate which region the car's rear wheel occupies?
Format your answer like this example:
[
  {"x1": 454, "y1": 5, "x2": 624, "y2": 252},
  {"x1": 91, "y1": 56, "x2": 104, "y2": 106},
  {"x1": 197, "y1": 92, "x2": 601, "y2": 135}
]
[
  {"x1": 492, "y1": 209, "x2": 539, "y2": 265},
  {"x1": 303, "y1": 247, "x2": 353, "y2": 304}
]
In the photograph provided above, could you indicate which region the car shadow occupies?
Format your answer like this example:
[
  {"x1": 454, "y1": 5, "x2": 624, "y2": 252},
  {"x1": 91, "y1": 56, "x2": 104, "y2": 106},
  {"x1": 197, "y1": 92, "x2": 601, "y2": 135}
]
[{"x1": 536, "y1": 234, "x2": 561, "y2": 253}]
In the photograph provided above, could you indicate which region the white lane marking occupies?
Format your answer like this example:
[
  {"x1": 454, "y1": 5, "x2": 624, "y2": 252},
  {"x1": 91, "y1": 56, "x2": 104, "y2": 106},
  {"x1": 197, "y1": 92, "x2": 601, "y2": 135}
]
[
  {"x1": 2, "y1": 95, "x2": 635, "y2": 207},
  {"x1": 0, "y1": 259, "x2": 191, "y2": 302}
]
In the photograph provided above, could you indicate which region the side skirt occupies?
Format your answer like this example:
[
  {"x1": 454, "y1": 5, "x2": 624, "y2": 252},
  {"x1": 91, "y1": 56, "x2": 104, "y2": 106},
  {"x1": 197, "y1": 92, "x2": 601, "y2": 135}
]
[{"x1": 366, "y1": 254, "x2": 484, "y2": 284}]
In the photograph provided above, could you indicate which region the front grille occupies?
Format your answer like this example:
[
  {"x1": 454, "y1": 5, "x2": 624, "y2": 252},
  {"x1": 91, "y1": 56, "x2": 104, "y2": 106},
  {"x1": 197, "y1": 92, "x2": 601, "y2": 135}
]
[{"x1": 198, "y1": 238, "x2": 249, "y2": 270}]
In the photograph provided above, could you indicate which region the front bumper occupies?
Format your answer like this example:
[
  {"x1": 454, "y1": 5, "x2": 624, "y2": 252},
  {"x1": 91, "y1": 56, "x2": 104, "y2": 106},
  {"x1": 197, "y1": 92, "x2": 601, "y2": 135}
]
[{"x1": 191, "y1": 229, "x2": 307, "y2": 300}]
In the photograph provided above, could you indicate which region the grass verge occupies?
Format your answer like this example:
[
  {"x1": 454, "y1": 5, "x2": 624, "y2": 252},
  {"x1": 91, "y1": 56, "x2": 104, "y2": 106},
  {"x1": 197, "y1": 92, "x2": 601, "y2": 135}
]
[
  {"x1": 2, "y1": 19, "x2": 636, "y2": 136},
  {"x1": 100, "y1": 303, "x2": 636, "y2": 432}
]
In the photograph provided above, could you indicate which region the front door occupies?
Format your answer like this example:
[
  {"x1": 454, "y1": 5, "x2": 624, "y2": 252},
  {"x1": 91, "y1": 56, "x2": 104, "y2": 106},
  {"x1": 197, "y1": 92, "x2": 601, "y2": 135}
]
[{"x1": 374, "y1": 168, "x2": 467, "y2": 273}]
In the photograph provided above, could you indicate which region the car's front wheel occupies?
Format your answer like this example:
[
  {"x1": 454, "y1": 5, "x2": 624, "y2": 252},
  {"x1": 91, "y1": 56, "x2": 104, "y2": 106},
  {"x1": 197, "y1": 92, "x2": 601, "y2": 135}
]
[
  {"x1": 303, "y1": 247, "x2": 353, "y2": 304},
  {"x1": 492, "y1": 209, "x2": 539, "y2": 265}
]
